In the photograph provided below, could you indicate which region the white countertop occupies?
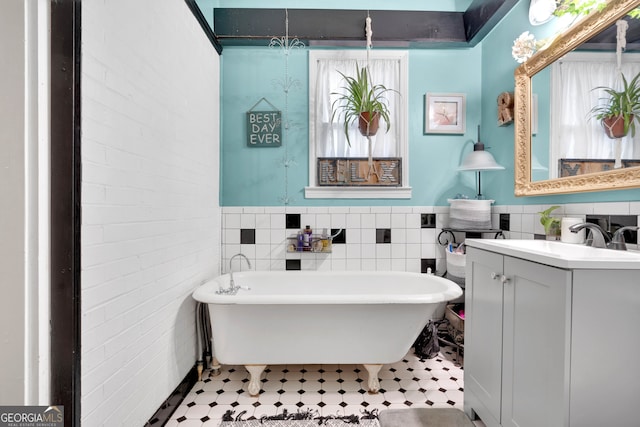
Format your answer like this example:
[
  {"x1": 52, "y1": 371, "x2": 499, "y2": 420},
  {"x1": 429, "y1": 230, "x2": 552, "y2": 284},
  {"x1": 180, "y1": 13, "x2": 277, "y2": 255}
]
[{"x1": 465, "y1": 239, "x2": 640, "y2": 270}]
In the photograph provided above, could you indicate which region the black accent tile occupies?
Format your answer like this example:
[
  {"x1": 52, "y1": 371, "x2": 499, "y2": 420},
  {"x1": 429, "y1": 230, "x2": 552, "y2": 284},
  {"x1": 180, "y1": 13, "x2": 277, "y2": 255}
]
[
  {"x1": 426, "y1": 400, "x2": 434, "y2": 406},
  {"x1": 376, "y1": 228, "x2": 391, "y2": 243},
  {"x1": 186, "y1": 402, "x2": 196, "y2": 407},
  {"x1": 500, "y1": 213, "x2": 510, "y2": 231},
  {"x1": 404, "y1": 401, "x2": 413, "y2": 406},
  {"x1": 421, "y1": 258, "x2": 436, "y2": 274},
  {"x1": 339, "y1": 402, "x2": 348, "y2": 408},
  {"x1": 318, "y1": 402, "x2": 326, "y2": 408},
  {"x1": 177, "y1": 416, "x2": 187, "y2": 422},
  {"x1": 338, "y1": 389, "x2": 346, "y2": 395},
  {"x1": 362, "y1": 401, "x2": 370, "y2": 407},
  {"x1": 209, "y1": 402, "x2": 217, "y2": 407},
  {"x1": 240, "y1": 229, "x2": 255, "y2": 244},
  {"x1": 318, "y1": 389, "x2": 326, "y2": 395},
  {"x1": 331, "y1": 228, "x2": 346, "y2": 244},
  {"x1": 447, "y1": 400, "x2": 456, "y2": 406},
  {"x1": 216, "y1": 389, "x2": 225, "y2": 395},
  {"x1": 438, "y1": 387, "x2": 447, "y2": 393},
  {"x1": 286, "y1": 259, "x2": 301, "y2": 271},
  {"x1": 201, "y1": 416, "x2": 210, "y2": 422},
  {"x1": 358, "y1": 389, "x2": 366, "y2": 394},
  {"x1": 277, "y1": 389, "x2": 285, "y2": 395},
  {"x1": 274, "y1": 402, "x2": 283, "y2": 407},
  {"x1": 296, "y1": 402, "x2": 305, "y2": 408},
  {"x1": 194, "y1": 389, "x2": 204, "y2": 395},
  {"x1": 230, "y1": 402, "x2": 239, "y2": 407},
  {"x1": 286, "y1": 213, "x2": 301, "y2": 229},
  {"x1": 297, "y1": 389, "x2": 305, "y2": 394},
  {"x1": 382, "y1": 401, "x2": 391, "y2": 407},
  {"x1": 587, "y1": 214, "x2": 637, "y2": 244},
  {"x1": 421, "y1": 213, "x2": 436, "y2": 228}
]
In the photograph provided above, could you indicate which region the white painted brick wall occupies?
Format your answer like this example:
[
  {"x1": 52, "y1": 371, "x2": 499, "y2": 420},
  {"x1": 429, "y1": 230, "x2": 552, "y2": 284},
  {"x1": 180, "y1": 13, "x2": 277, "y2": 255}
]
[{"x1": 81, "y1": 0, "x2": 220, "y2": 425}]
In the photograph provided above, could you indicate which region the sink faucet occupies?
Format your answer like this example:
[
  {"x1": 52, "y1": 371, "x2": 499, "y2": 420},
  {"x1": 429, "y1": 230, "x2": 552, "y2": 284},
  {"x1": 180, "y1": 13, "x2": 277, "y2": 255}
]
[
  {"x1": 609, "y1": 226, "x2": 640, "y2": 251},
  {"x1": 217, "y1": 253, "x2": 252, "y2": 295},
  {"x1": 569, "y1": 223, "x2": 611, "y2": 249}
]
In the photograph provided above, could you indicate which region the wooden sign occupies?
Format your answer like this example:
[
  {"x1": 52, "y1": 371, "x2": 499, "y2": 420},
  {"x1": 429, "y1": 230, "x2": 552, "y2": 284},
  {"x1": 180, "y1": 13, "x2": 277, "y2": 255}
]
[
  {"x1": 559, "y1": 158, "x2": 640, "y2": 177},
  {"x1": 247, "y1": 98, "x2": 282, "y2": 147},
  {"x1": 317, "y1": 157, "x2": 401, "y2": 186}
]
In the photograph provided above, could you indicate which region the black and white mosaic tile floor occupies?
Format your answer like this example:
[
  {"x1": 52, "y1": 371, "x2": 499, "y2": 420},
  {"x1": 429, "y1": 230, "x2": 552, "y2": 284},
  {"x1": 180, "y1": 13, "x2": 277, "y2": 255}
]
[{"x1": 166, "y1": 346, "x2": 485, "y2": 427}]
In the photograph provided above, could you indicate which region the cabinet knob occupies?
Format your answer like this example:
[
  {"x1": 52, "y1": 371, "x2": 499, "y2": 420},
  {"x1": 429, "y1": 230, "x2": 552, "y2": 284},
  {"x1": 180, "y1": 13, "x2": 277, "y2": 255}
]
[
  {"x1": 500, "y1": 275, "x2": 511, "y2": 284},
  {"x1": 490, "y1": 272, "x2": 499, "y2": 280}
]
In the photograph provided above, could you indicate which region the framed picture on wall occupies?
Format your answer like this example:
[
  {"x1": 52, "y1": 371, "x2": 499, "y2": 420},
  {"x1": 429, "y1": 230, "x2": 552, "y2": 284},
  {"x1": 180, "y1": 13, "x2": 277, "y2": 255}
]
[{"x1": 424, "y1": 93, "x2": 466, "y2": 134}]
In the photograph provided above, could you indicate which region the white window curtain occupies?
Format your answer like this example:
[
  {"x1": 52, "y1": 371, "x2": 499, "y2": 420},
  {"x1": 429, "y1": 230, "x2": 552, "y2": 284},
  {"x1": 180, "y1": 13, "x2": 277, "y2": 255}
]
[
  {"x1": 314, "y1": 57, "x2": 400, "y2": 158},
  {"x1": 550, "y1": 52, "x2": 640, "y2": 178}
]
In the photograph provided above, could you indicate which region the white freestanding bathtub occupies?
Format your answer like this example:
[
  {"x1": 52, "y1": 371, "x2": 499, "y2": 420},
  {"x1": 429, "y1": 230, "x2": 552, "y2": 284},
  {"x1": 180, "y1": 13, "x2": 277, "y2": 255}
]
[{"x1": 192, "y1": 270, "x2": 462, "y2": 396}]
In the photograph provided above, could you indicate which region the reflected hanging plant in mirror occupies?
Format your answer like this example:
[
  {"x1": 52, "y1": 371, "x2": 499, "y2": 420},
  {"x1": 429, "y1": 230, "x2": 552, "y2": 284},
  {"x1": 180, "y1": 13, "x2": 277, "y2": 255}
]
[{"x1": 589, "y1": 72, "x2": 640, "y2": 139}]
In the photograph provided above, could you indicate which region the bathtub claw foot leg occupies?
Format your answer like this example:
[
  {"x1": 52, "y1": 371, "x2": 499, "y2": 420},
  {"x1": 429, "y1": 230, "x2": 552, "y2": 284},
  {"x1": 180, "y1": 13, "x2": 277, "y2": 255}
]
[
  {"x1": 210, "y1": 357, "x2": 221, "y2": 377},
  {"x1": 197, "y1": 362, "x2": 203, "y2": 382},
  {"x1": 363, "y1": 364, "x2": 383, "y2": 394},
  {"x1": 245, "y1": 365, "x2": 267, "y2": 397}
]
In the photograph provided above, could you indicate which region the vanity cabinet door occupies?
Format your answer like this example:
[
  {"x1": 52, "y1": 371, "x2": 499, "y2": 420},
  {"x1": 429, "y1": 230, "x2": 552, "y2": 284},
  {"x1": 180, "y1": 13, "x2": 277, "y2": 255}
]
[
  {"x1": 501, "y1": 256, "x2": 572, "y2": 427},
  {"x1": 464, "y1": 247, "x2": 504, "y2": 427}
]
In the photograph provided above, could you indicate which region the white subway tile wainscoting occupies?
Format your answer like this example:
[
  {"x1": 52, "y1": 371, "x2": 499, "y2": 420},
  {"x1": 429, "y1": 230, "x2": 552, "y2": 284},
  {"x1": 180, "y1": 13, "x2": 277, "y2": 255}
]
[{"x1": 221, "y1": 203, "x2": 639, "y2": 275}]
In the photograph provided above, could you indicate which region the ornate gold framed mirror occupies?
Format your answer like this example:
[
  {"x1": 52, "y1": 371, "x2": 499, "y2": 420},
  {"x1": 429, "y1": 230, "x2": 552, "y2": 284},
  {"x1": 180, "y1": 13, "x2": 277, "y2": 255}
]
[{"x1": 514, "y1": 0, "x2": 640, "y2": 196}]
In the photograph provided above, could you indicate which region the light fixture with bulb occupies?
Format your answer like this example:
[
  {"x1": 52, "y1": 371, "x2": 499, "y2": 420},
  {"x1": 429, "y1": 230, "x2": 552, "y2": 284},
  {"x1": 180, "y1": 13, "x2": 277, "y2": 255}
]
[{"x1": 458, "y1": 125, "x2": 505, "y2": 199}]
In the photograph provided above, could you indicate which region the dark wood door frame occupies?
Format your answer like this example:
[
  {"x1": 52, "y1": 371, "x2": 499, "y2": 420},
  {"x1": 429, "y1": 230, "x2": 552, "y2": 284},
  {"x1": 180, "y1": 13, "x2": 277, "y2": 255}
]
[{"x1": 50, "y1": 1, "x2": 81, "y2": 426}]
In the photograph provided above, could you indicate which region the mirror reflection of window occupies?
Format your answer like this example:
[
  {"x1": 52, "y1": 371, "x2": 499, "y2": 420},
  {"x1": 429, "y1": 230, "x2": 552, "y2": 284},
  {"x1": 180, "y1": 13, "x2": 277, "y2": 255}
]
[{"x1": 548, "y1": 52, "x2": 640, "y2": 178}]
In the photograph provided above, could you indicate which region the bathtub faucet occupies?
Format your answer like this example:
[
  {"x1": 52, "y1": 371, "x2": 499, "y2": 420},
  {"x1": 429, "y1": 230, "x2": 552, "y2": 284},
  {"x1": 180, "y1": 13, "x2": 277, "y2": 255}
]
[{"x1": 218, "y1": 253, "x2": 252, "y2": 295}]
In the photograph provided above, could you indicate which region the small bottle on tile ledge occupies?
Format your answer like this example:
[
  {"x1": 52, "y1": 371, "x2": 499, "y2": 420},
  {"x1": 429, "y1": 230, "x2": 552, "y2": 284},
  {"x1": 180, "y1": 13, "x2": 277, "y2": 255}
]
[
  {"x1": 297, "y1": 230, "x2": 304, "y2": 251},
  {"x1": 303, "y1": 225, "x2": 312, "y2": 251}
]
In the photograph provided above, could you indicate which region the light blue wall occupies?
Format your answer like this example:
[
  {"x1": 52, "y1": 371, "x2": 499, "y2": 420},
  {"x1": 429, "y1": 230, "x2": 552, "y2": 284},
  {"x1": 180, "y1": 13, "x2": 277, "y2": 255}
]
[
  {"x1": 220, "y1": 47, "x2": 483, "y2": 206},
  {"x1": 217, "y1": 0, "x2": 640, "y2": 206},
  {"x1": 480, "y1": 0, "x2": 640, "y2": 204}
]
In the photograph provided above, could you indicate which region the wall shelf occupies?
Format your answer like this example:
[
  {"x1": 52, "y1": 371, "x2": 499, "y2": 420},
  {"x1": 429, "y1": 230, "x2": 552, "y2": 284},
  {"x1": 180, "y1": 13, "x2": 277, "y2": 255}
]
[{"x1": 287, "y1": 234, "x2": 332, "y2": 253}]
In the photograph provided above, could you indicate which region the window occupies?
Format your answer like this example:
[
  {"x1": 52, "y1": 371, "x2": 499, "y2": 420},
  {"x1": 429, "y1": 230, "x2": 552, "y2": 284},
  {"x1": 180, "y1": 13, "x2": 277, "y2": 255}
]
[
  {"x1": 306, "y1": 50, "x2": 410, "y2": 198},
  {"x1": 549, "y1": 52, "x2": 640, "y2": 178}
]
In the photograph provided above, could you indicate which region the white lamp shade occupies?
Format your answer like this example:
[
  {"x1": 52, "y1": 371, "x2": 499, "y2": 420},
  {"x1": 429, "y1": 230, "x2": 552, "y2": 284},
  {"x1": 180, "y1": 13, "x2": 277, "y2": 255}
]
[
  {"x1": 459, "y1": 150, "x2": 505, "y2": 171},
  {"x1": 529, "y1": 0, "x2": 556, "y2": 25}
]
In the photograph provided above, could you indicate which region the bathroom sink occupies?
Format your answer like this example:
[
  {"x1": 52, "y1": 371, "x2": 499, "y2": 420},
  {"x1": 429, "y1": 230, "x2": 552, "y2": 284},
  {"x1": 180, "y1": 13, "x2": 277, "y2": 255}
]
[{"x1": 465, "y1": 239, "x2": 640, "y2": 270}]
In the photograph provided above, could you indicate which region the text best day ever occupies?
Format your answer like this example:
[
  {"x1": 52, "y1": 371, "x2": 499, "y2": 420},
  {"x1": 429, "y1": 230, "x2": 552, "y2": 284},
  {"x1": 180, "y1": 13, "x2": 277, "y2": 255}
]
[{"x1": 248, "y1": 111, "x2": 281, "y2": 145}]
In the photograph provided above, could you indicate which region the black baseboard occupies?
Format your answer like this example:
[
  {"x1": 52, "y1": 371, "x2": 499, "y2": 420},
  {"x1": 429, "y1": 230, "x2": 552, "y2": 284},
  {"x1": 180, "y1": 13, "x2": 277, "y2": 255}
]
[{"x1": 145, "y1": 365, "x2": 198, "y2": 426}]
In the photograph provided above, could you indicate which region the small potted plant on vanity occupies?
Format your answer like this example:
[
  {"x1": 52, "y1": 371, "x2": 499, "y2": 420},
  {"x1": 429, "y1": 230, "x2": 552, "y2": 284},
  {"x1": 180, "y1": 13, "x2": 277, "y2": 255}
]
[
  {"x1": 589, "y1": 72, "x2": 640, "y2": 139},
  {"x1": 539, "y1": 205, "x2": 561, "y2": 240},
  {"x1": 330, "y1": 64, "x2": 397, "y2": 146}
]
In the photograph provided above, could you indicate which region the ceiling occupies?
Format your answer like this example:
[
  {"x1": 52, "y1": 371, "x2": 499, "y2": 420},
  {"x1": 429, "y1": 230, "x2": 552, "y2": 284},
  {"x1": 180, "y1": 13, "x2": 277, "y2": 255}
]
[
  {"x1": 578, "y1": 15, "x2": 640, "y2": 52},
  {"x1": 186, "y1": 1, "x2": 640, "y2": 54},
  {"x1": 212, "y1": 0, "x2": 518, "y2": 49}
]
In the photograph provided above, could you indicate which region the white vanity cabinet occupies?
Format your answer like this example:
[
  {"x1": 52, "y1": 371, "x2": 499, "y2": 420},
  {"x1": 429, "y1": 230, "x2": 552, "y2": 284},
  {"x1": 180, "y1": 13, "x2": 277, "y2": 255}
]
[{"x1": 463, "y1": 239, "x2": 640, "y2": 427}]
